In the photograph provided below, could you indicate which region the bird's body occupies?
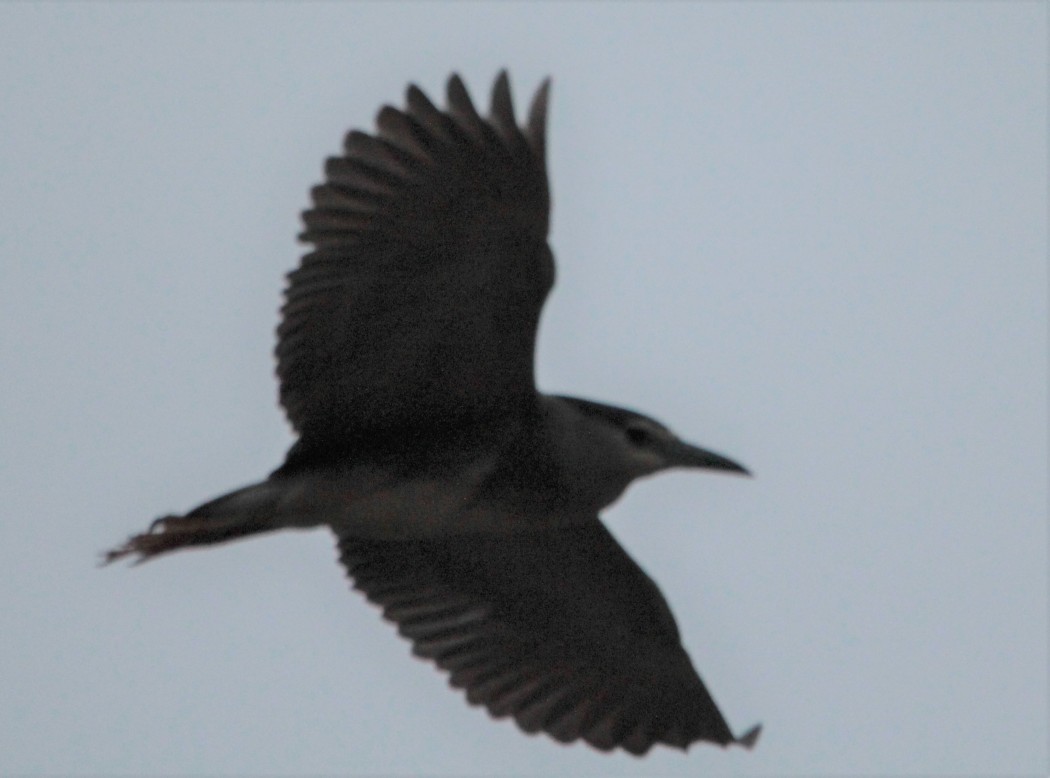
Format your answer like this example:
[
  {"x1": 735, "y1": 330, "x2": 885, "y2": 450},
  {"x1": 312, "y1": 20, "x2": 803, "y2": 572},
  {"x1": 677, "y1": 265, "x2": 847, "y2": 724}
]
[{"x1": 106, "y1": 72, "x2": 759, "y2": 755}]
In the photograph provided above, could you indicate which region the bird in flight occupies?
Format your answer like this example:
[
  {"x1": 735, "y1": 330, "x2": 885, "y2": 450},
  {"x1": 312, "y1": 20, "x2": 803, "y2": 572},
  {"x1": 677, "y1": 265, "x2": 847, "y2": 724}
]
[{"x1": 105, "y1": 71, "x2": 760, "y2": 756}]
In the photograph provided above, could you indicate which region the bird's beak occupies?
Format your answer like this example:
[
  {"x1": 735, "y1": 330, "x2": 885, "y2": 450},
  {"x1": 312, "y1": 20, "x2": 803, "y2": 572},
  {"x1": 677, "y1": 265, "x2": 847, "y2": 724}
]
[{"x1": 667, "y1": 439, "x2": 750, "y2": 475}]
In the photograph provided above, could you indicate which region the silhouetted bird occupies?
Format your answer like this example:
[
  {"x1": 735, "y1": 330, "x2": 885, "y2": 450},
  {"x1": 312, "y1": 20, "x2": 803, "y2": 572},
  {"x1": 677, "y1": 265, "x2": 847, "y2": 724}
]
[{"x1": 105, "y1": 71, "x2": 760, "y2": 755}]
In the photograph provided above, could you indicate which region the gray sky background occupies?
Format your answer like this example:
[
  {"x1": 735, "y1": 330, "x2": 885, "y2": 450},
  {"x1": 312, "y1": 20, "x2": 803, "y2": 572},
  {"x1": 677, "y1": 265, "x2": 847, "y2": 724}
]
[{"x1": 1, "y1": 3, "x2": 1046, "y2": 776}]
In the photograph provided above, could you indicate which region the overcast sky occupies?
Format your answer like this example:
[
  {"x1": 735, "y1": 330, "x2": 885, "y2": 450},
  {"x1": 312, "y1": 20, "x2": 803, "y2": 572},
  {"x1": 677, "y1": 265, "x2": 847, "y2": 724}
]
[{"x1": 1, "y1": 3, "x2": 1046, "y2": 776}]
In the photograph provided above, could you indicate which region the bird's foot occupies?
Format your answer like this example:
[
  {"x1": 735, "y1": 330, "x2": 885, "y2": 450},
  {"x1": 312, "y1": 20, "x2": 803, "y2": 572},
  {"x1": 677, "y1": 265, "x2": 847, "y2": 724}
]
[{"x1": 100, "y1": 514, "x2": 212, "y2": 566}]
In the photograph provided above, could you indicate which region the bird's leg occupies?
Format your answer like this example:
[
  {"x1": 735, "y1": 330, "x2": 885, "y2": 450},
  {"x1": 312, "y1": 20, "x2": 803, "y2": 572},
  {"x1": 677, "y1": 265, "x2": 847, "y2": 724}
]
[
  {"x1": 101, "y1": 514, "x2": 263, "y2": 566},
  {"x1": 102, "y1": 479, "x2": 291, "y2": 566}
]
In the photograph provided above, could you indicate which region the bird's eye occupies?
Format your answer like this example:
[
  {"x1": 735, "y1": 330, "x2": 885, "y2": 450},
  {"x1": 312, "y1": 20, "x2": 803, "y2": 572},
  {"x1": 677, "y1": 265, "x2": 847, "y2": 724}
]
[{"x1": 625, "y1": 426, "x2": 652, "y2": 446}]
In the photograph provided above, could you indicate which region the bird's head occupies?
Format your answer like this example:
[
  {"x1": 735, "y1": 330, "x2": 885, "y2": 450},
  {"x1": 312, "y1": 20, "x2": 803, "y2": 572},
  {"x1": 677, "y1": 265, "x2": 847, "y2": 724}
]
[
  {"x1": 546, "y1": 396, "x2": 749, "y2": 509},
  {"x1": 613, "y1": 410, "x2": 750, "y2": 478}
]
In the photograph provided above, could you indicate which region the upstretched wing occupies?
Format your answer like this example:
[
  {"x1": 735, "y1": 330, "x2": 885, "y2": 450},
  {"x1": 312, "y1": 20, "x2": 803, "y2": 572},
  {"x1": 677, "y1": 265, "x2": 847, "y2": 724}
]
[
  {"x1": 337, "y1": 521, "x2": 760, "y2": 755},
  {"x1": 277, "y1": 72, "x2": 553, "y2": 446}
]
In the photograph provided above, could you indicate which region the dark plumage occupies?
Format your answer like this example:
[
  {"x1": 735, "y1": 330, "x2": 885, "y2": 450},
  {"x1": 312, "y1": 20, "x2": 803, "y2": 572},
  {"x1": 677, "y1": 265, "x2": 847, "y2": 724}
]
[{"x1": 106, "y1": 71, "x2": 759, "y2": 756}]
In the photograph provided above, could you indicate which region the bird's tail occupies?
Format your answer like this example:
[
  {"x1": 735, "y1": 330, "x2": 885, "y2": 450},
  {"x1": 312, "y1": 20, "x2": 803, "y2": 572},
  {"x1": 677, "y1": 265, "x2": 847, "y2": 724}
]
[{"x1": 102, "y1": 480, "x2": 289, "y2": 565}]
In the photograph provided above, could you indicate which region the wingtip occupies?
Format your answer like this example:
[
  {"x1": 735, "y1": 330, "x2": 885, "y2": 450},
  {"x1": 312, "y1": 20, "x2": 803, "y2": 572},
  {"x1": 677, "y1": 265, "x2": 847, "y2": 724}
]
[
  {"x1": 526, "y1": 77, "x2": 551, "y2": 158},
  {"x1": 735, "y1": 723, "x2": 762, "y2": 749},
  {"x1": 489, "y1": 70, "x2": 516, "y2": 136},
  {"x1": 404, "y1": 82, "x2": 432, "y2": 112},
  {"x1": 445, "y1": 72, "x2": 470, "y2": 108},
  {"x1": 446, "y1": 73, "x2": 486, "y2": 137}
]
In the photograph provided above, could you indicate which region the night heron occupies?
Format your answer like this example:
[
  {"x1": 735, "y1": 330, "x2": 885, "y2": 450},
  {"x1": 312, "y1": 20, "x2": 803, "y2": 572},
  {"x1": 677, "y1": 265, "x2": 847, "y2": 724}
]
[{"x1": 105, "y1": 71, "x2": 760, "y2": 755}]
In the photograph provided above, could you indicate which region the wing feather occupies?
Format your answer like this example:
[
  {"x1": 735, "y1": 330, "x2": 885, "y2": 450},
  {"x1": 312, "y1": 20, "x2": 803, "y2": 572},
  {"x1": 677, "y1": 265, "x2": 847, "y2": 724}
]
[
  {"x1": 337, "y1": 521, "x2": 759, "y2": 754},
  {"x1": 278, "y1": 71, "x2": 553, "y2": 448}
]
